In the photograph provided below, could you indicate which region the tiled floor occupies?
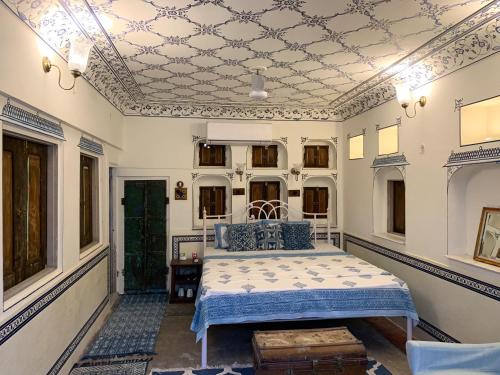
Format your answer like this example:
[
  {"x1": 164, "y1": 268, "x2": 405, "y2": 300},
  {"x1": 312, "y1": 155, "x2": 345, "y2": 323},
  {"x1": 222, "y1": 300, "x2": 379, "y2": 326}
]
[{"x1": 148, "y1": 304, "x2": 433, "y2": 375}]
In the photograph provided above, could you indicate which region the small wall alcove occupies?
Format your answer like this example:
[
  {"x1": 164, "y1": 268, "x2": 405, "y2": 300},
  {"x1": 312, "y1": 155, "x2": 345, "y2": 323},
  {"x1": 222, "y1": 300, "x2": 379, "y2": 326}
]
[
  {"x1": 192, "y1": 175, "x2": 232, "y2": 229},
  {"x1": 245, "y1": 141, "x2": 288, "y2": 170},
  {"x1": 192, "y1": 138, "x2": 232, "y2": 169},
  {"x1": 301, "y1": 138, "x2": 337, "y2": 171},
  {"x1": 446, "y1": 148, "x2": 500, "y2": 262},
  {"x1": 371, "y1": 155, "x2": 409, "y2": 244},
  {"x1": 302, "y1": 176, "x2": 337, "y2": 227}
]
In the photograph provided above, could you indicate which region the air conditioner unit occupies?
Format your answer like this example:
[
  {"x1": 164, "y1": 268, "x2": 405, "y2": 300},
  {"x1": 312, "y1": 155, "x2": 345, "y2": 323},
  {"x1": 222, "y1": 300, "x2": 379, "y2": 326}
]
[{"x1": 205, "y1": 122, "x2": 273, "y2": 145}]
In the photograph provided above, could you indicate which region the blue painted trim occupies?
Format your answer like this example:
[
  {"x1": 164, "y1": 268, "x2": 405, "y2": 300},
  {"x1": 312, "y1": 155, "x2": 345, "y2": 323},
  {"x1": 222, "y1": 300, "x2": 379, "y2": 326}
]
[
  {"x1": 78, "y1": 137, "x2": 104, "y2": 155},
  {"x1": 371, "y1": 154, "x2": 409, "y2": 168},
  {"x1": 0, "y1": 247, "x2": 109, "y2": 346},
  {"x1": 417, "y1": 318, "x2": 460, "y2": 343},
  {"x1": 47, "y1": 296, "x2": 109, "y2": 375},
  {"x1": 444, "y1": 146, "x2": 500, "y2": 166},
  {"x1": 172, "y1": 232, "x2": 340, "y2": 259},
  {"x1": 1, "y1": 102, "x2": 65, "y2": 140},
  {"x1": 343, "y1": 234, "x2": 499, "y2": 302}
]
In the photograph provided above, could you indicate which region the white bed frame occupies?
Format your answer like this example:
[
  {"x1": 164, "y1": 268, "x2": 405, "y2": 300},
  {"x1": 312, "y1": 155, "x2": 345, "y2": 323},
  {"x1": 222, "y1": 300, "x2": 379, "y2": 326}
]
[{"x1": 199, "y1": 200, "x2": 414, "y2": 368}]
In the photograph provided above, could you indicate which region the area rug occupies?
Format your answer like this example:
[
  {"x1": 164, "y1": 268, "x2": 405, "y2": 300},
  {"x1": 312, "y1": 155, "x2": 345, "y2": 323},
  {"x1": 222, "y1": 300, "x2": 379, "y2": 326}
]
[
  {"x1": 151, "y1": 359, "x2": 392, "y2": 374},
  {"x1": 83, "y1": 294, "x2": 167, "y2": 359},
  {"x1": 70, "y1": 359, "x2": 149, "y2": 375}
]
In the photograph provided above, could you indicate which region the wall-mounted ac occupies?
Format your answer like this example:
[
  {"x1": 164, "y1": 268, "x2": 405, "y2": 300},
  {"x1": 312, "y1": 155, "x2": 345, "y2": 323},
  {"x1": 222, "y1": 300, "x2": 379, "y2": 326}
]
[{"x1": 205, "y1": 122, "x2": 273, "y2": 145}]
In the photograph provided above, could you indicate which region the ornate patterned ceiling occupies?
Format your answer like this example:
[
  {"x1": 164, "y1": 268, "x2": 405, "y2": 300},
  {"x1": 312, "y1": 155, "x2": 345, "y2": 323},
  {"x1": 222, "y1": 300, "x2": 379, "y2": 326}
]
[{"x1": 2, "y1": 0, "x2": 499, "y2": 120}]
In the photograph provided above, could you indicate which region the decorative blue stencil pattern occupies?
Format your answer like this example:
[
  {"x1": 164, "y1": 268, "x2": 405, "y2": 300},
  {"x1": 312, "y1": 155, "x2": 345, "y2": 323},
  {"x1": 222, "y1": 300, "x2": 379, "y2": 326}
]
[
  {"x1": 152, "y1": 359, "x2": 391, "y2": 374},
  {"x1": 70, "y1": 360, "x2": 149, "y2": 375},
  {"x1": 83, "y1": 294, "x2": 167, "y2": 359}
]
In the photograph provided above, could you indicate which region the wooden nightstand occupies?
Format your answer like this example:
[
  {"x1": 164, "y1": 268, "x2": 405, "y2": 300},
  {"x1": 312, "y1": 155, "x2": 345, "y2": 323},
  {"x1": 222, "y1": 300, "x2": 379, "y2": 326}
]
[{"x1": 169, "y1": 259, "x2": 203, "y2": 303}]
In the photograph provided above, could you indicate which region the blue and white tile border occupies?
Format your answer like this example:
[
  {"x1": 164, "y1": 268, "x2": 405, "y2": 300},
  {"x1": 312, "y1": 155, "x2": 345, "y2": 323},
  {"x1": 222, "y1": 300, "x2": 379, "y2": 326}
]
[
  {"x1": 78, "y1": 137, "x2": 104, "y2": 155},
  {"x1": 47, "y1": 295, "x2": 109, "y2": 375},
  {"x1": 0, "y1": 247, "x2": 109, "y2": 346},
  {"x1": 172, "y1": 232, "x2": 340, "y2": 259}
]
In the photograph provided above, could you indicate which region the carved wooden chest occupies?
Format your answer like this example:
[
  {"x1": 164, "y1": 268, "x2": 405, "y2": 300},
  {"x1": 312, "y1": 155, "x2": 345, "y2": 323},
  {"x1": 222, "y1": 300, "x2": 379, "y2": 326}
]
[{"x1": 253, "y1": 327, "x2": 367, "y2": 375}]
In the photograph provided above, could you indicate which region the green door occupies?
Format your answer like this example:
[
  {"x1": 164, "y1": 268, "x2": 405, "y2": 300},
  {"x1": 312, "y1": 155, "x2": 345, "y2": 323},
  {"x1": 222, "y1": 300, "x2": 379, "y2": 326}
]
[{"x1": 124, "y1": 180, "x2": 167, "y2": 292}]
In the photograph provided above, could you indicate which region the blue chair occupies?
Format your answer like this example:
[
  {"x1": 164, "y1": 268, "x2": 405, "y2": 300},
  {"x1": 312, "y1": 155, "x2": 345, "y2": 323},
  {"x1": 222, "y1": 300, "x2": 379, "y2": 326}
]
[{"x1": 406, "y1": 341, "x2": 500, "y2": 375}]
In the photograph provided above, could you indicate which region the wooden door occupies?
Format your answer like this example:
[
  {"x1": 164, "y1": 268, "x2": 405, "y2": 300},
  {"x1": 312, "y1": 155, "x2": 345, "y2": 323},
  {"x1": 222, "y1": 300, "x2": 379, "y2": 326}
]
[
  {"x1": 80, "y1": 155, "x2": 94, "y2": 248},
  {"x1": 249, "y1": 181, "x2": 281, "y2": 219},
  {"x1": 124, "y1": 180, "x2": 167, "y2": 292}
]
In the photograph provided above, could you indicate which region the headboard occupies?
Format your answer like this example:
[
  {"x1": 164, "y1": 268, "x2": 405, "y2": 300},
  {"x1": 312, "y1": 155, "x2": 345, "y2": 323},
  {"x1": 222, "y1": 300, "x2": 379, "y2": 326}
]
[{"x1": 202, "y1": 199, "x2": 332, "y2": 251}]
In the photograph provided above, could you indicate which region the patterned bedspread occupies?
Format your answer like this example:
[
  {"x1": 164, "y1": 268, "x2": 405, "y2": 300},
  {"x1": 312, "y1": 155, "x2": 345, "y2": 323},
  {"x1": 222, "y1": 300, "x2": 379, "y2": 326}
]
[{"x1": 191, "y1": 248, "x2": 418, "y2": 341}]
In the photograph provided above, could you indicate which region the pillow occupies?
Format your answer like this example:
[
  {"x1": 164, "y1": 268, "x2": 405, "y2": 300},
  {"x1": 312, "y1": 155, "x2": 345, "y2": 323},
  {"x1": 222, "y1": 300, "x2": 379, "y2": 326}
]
[
  {"x1": 256, "y1": 223, "x2": 284, "y2": 250},
  {"x1": 227, "y1": 224, "x2": 258, "y2": 251},
  {"x1": 214, "y1": 223, "x2": 229, "y2": 249},
  {"x1": 282, "y1": 222, "x2": 314, "y2": 250}
]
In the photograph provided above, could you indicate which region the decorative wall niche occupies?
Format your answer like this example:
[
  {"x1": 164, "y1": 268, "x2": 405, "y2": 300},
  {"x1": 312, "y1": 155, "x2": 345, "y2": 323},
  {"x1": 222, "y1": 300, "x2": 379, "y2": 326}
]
[
  {"x1": 301, "y1": 138, "x2": 337, "y2": 170},
  {"x1": 192, "y1": 138, "x2": 232, "y2": 169},
  {"x1": 302, "y1": 176, "x2": 337, "y2": 227},
  {"x1": 372, "y1": 166, "x2": 406, "y2": 243},
  {"x1": 192, "y1": 175, "x2": 232, "y2": 229},
  {"x1": 245, "y1": 140, "x2": 288, "y2": 170},
  {"x1": 446, "y1": 148, "x2": 500, "y2": 262}
]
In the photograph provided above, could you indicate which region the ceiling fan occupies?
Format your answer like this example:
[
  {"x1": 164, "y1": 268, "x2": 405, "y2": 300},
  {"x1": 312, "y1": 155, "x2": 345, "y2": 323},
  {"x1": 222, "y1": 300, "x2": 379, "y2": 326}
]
[{"x1": 249, "y1": 66, "x2": 268, "y2": 100}]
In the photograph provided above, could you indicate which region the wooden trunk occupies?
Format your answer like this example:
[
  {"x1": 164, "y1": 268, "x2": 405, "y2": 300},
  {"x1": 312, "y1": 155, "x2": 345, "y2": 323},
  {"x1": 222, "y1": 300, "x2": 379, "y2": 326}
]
[{"x1": 253, "y1": 327, "x2": 367, "y2": 375}]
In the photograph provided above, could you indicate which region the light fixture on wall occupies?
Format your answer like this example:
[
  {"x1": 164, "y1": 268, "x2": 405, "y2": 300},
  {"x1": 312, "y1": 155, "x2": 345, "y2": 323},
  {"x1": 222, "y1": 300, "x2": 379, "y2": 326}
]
[
  {"x1": 394, "y1": 82, "x2": 427, "y2": 118},
  {"x1": 42, "y1": 37, "x2": 93, "y2": 90},
  {"x1": 290, "y1": 164, "x2": 302, "y2": 181},
  {"x1": 235, "y1": 163, "x2": 245, "y2": 182}
]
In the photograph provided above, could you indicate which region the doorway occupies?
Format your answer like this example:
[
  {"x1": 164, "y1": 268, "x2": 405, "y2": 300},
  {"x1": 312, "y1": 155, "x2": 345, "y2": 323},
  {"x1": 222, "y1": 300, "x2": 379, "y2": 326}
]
[{"x1": 123, "y1": 180, "x2": 168, "y2": 293}]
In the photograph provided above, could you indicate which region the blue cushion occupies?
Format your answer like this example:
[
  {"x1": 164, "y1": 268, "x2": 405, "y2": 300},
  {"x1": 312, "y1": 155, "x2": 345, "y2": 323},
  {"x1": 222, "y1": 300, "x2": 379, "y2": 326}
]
[
  {"x1": 227, "y1": 224, "x2": 257, "y2": 251},
  {"x1": 213, "y1": 223, "x2": 229, "y2": 249},
  {"x1": 256, "y1": 223, "x2": 284, "y2": 250},
  {"x1": 282, "y1": 222, "x2": 314, "y2": 250}
]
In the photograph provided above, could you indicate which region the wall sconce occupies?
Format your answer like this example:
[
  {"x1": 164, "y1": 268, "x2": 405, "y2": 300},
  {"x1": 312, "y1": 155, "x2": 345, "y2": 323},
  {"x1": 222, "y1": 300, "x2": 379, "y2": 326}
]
[
  {"x1": 235, "y1": 163, "x2": 245, "y2": 182},
  {"x1": 42, "y1": 37, "x2": 93, "y2": 90},
  {"x1": 290, "y1": 165, "x2": 301, "y2": 181},
  {"x1": 394, "y1": 83, "x2": 427, "y2": 118}
]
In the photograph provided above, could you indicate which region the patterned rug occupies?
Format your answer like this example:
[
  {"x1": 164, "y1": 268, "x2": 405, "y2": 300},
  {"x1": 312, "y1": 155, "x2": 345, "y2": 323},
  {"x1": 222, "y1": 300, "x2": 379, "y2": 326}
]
[
  {"x1": 83, "y1": 294, "x2": 167, "y2": 359},
  {"x1": 70, "y1": 359, "x2": 149, "y2": 375},
  {"x1": 152, "y1": 359, "x2": 392, "y2": 374}
]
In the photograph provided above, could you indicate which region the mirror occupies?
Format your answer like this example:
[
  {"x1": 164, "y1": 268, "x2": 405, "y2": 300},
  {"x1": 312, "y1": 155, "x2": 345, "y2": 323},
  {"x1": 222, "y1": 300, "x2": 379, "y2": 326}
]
[{"x1": 474, "y1": 207, "x2": 500, "y2": 267}]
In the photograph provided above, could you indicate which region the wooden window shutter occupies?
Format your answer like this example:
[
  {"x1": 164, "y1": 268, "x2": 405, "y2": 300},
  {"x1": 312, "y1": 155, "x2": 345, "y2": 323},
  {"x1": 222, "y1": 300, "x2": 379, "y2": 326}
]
[
  {"x1": 199, "y1": 144, "x2": 226, "y2": 166},
  {"x1": 199, "y1": 186, "x2": 226, "y2": 219},
  {"x1": 80, "y1": 155, "x2": 94, "y2": 249},
  {"x1": 3, "y1": 135, "x2": 47, "y2": 290},
  {"x1": 317, "y1": 146, "x2": 329, "y2": 168},
  {"x1": 252, "y1": 145, "x2": 278, "y2": 168},
  {"x1": 303, "y1": 146, "x2": 316, "y2": 168},
  {"x1": 303, "y1": 145, "x2": 329, "y2": 168},
  {"x1": 391, "y1": 181, "x2": 405, "y2": 234},
  {"x1": 303, "y1": 187, "x2": 328, "y2": 218}
]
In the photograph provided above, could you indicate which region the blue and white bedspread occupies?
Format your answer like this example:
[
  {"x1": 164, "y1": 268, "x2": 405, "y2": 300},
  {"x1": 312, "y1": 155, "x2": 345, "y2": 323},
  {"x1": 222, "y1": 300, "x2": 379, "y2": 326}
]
[{"x1": 191, "y1": 246, "x2": 418, "y2": 341}]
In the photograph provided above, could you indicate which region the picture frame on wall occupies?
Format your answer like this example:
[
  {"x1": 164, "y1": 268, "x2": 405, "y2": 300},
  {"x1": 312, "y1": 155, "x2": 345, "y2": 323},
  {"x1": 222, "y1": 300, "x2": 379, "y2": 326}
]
[{"x1": 473, "y1": 207, "x2": 500, "y2": 267}]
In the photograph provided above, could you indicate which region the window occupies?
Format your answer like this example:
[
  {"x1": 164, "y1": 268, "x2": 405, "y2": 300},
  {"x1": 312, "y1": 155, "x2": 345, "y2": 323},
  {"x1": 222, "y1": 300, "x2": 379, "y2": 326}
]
[
  {"x1": 3, "y1": 134, "x2": 48, "y2": 291},
  {"x1": 249, "y1": 181, "x2": 281, "y2": 219},
  {"x1": 349, "y1": 134, "x2": 364, "y2": 160},
  {"x1": 378, "y1": 125, "x2": 398, "y2": 155},
  {"x1": 252, "y1": 145, "x2": 278, "y2": 168},
  {"x1": 460, "y1": 96, "x2": 500, "y2": 146},
  {"x1": 388, "y1": 180, "x2": 405, "y2": 235},
  {"x1": 199, "y1": 186, "x2": 226, "y2": 219},
  {"x1": 198, "y1": 144, "x2": 226, "y2": 166},
  {"x1": 303, "y1": 145, "x2": 329, "y2": 168},
  {"x1": 303, "y1": 187, "x2": 328, "y2": 218},
  {"x1": 80, "y1": 154, "x2": 98, "y2": 250}
]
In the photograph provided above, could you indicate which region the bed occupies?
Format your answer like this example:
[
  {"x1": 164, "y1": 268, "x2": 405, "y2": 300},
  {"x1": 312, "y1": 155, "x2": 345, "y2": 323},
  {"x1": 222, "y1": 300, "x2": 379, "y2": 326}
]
[{"x1": 190, "y1": 200, "x2": 418, "y2": 367}]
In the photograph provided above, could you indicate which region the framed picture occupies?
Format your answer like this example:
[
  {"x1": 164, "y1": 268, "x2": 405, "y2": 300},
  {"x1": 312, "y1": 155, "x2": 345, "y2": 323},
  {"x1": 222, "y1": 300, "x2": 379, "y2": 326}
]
[{"x1": 473, "y1": 207, "x2": 500, "y2": 267}]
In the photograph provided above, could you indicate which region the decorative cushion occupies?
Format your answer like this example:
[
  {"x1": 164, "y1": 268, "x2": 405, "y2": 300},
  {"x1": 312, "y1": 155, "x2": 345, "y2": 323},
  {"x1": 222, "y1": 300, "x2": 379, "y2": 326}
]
[
  {"x1": 282, "y1": 222, "x2": 314, "y2": 250},
  {"x1": 256, "y1": 223, "x2": 284, "y2": 250},
  {"x1": 214, "y1": 223, "x2": 229, "y2": 249},
  {"x1": 227, "y1": 224, "x2": 258, "y2": 251}
]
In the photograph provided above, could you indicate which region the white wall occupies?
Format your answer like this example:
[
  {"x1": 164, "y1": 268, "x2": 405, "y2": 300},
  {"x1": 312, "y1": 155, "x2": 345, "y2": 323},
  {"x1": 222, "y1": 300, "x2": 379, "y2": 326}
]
[
  {"x1": 0, "y1": 4, "x2": 123, "y2": 374},
  {"x1": 115, "y1": 116, "x2": 341, "y2": 289},
  {"x1": 342, "y1": 52, "x2": 500, "y2": 342}
]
